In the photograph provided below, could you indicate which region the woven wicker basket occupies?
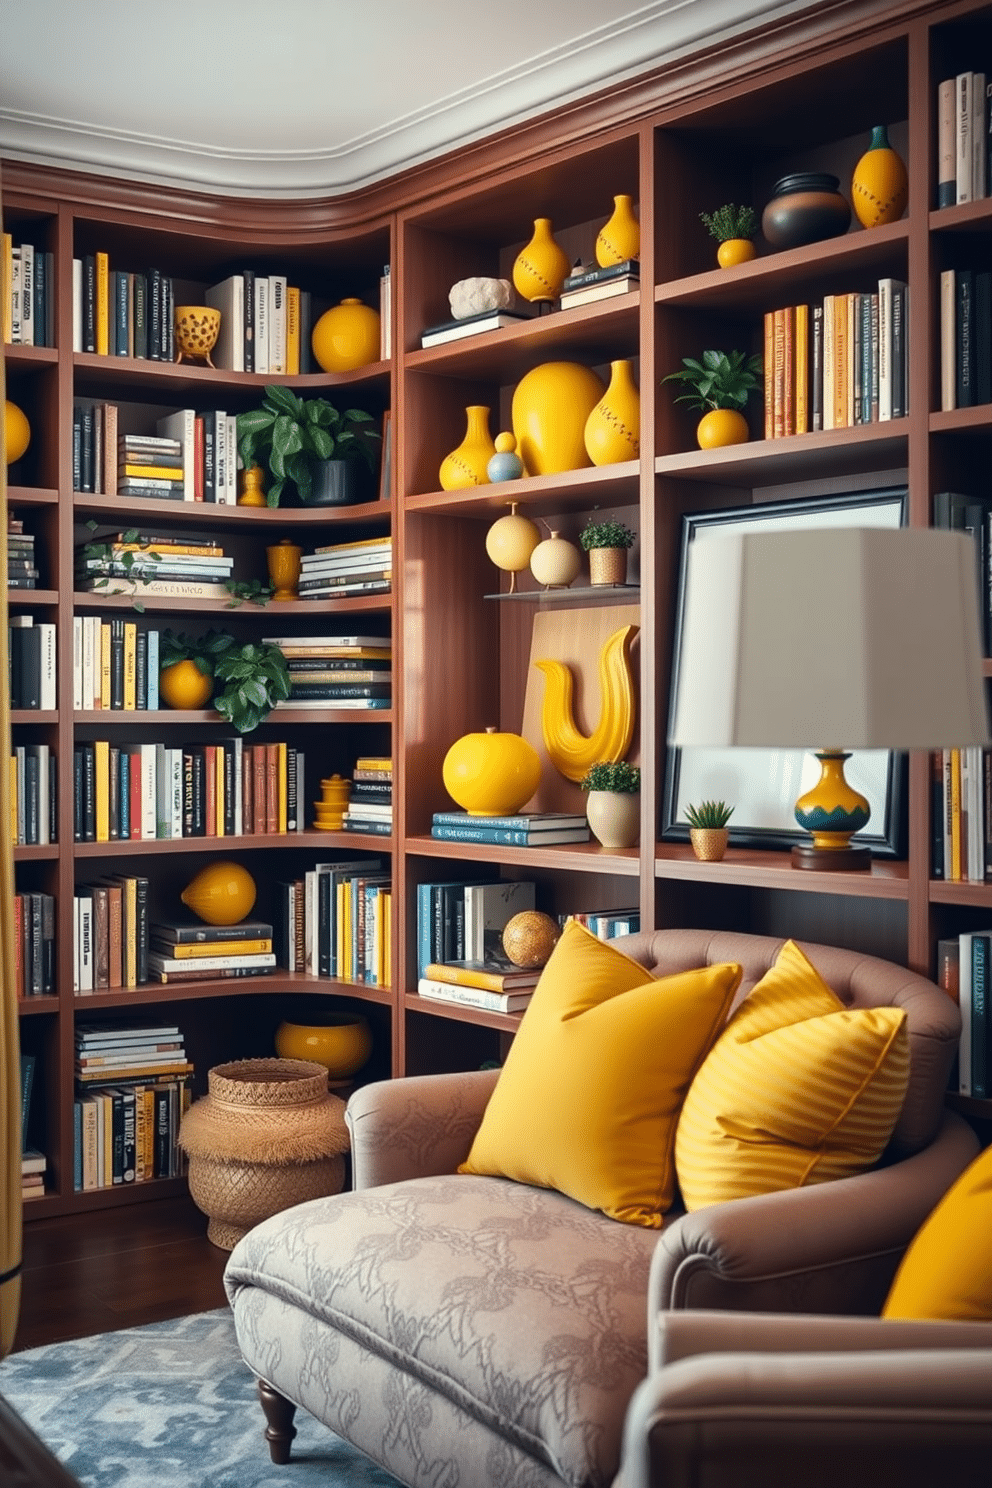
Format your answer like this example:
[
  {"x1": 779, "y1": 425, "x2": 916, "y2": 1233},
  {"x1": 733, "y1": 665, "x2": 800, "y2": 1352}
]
[{"x1": 179, "y1": 1058, "x2": 350, "y2": 1251}]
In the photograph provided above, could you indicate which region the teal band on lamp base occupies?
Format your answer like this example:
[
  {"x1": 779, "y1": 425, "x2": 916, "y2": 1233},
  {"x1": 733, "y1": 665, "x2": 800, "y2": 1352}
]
[{"x1": 792, "y1": 750, "x2": 872, "y2": 870}]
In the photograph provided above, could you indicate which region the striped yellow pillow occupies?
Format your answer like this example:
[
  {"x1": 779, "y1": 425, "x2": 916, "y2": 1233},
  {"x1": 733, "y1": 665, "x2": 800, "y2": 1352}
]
[{"x1": 675, "y1": 939, "x2": 909, "y2": 1210}]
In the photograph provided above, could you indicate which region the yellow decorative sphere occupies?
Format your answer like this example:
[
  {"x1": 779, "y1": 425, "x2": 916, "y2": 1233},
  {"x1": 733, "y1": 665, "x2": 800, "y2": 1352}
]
[
  {"x1": 4, "y1": 400, "x2": 30, "y2": 464},
  {"x1": 485, "y1": 507, "x2": 541, "y2": 574},
  {"x1": 502, "y1": 910, "x2": 560, "y2": 968},
  {"x1": 311, "y1": 297, "x2": 381, "y2": 373},
  {"x1": 275, "y1": 1014, "x2": 372, "y2": 1078},
  {"x1": 717, "y1": 239, "x2": 757, "y2": 268},
  {"x1": 159, "y1": 658, "x2": 214, "y2": 710},
  {"x1": 696, "y1": 408, "x2": 749, "y2": 449},
  {"x1": 442, "y1": 727, "x2": 541, "y2": 817},
  {"x1": 851, "y1": 125, "x2": 908, "y2": 229},
  {"x1": 181, "y1": 861, "x2": 257, "y2": 926},
  {"x1": 512, "y1": 362, "x2": 605, "y2": 476}
]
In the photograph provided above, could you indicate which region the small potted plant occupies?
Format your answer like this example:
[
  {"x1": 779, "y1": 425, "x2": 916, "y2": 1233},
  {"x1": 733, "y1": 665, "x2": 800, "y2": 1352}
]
[
  {"x1": 236, "y1": 384, "x2": 380, "y2": 507},
  {"x1": 160, "y1": 629, "x2": 290, "y2": 733},
  {"x1": 684, "y1": 799, "x2": 735, "y2": 861},
  {"x1": 578, "y1": 519, "x2": 637, "y2": 586},
  {"x1": 580, "y1": 760, "x2": 641, "y2": 849},
  {"x1": 662, "y1": 349, "x2": 763, "y2": 450},
  {"x1": 699, "y1": 203, "x2": 759, "y2": 268}
]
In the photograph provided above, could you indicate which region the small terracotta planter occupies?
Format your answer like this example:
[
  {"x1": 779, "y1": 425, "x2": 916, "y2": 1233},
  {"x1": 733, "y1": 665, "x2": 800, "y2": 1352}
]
[{"x1": 690, "y1": 827, "x2": 729, "y2": 861}]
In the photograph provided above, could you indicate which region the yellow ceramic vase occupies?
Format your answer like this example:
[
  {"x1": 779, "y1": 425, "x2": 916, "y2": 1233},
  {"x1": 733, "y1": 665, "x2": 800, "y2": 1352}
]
[
  {"x1": 181, "y1": 861, "x2": 257, "y2": 926},
  {"x1": 529, "y1": 531, "x2": 582, "y2": 589},
  {"x1": 851, "y1": 125, "x2": 908, "y2": 229},
  {"x1": 512, "y1": 361, "x2": 605, "y2": 476},
  {"x1": 596, "y1": 194, "x2": 640, "y2": 266},
  {"x1": 794, "y1": 750, "x2": 870, "y2": 851},
  {"x1": 238, "y1": 464, "x2": 267, "y2": 507},
  {"x1": 311, "y1": 297, "x2": 381, "y2": 372},
  {"x1": 696, "y1": 408, "x2": 749, "y2": 449},
  {"x1": 275, "y1": 1015, "x2": 373, "y2": 1079},
  {"x1": 584, "y1": 359, "x2": 640, "y2": 465},
  {"x1": 442, "y1": 727, "x2": 541, "y2": 816},
  {"x1": 4, "y1": 399, "x2": 30, "y2": 464},
  {"x1": 439, "y1": 405, "x2": 496, "y2": 489},
  {"x1": 159, "y1": 658, "x2": 214, "y2": 710},
  {"x1": 513, "y1": 218, "x2": 571, "y2": 303},
  {"x1": 266, "y1": 539, "x2": 302, "y2": 601},
  {"x1": 717, "y1": 239, "x2": 757, "y2": 268}
]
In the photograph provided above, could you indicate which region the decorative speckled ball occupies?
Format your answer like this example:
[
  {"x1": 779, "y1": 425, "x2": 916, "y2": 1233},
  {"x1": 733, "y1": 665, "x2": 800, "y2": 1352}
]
[{"x1": 502, "y1": 910, "x2": 560, "y2": 969}]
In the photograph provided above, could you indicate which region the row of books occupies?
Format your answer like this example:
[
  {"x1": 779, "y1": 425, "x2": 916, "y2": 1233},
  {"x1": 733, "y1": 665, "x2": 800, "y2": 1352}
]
[
  {"x1": 8, "y1": 518, "x2": 38, "y2": 589},
  {"x1": 203, "y1": 271, "x2": 309, "y2": 375},
  {"x1": 11, "y1": 743, "x2": 57, "y2": 846},
  {"x1": 938, "y1": 268, "x2": 992, "y2": 411},
  {"x1": 419, "y1": 260, "x2": 639, "y2": 349},
  {"x1": 762, "y1": 280, "x2": 908, "y2": 439},
  {"x1": 72, "y1": 256, "x2": 176, "y2": 361},
  {"x1": 275, "y1": 859, "x2": 391, "y2": 985},
  {"x1": 936, "y1": 70, "x2": 992, "y2": 208},
  {"x1": 74, "y1": 409, "x2": 239, "y2": 506},
  {"x1": 936, "y1": 935, "x2": 990, "y2": 1099},
  {"x1": 14, "y1": 893, "x2": 56, "y2": 997},
  {"x1": 9, "y1": 618, "x2": 57, "y2": 710},
  {"x1": 932, "y1": 489, "x2": 992, "y2": 657},
  {"x1": 73, "y1": 1023, "x2": 194, "y2": 1187},
  {"x1": 73, "y1": 876, "x2": 149, "y2": 992},
  {"x1": 931, "y1": 746, "x2": 992, "y2": 884},
  {"x1": 266, "y1": 633, "x2": 392, "y2": 712},
  {"x1": 73, "y1": 615, "x2": 162, "y2": 711},
  {"x1": 1, "y1": 235, "x2": 55, "y2": 346},
  {"x1": 72, "y1": 739, "x2": 309, "y2": 843},
  {"x1": 429, "y1": 809, "x2": 590, "y2": 847},
  {"x1": 417, "y1": 876, "x2": 536, "y2": 977},
  {"x1": 77, "y1": 533, "x2": 234, "y2": 600},
  {"x1": 297, "y1": 534, "x2": 392, "y2": 600}
]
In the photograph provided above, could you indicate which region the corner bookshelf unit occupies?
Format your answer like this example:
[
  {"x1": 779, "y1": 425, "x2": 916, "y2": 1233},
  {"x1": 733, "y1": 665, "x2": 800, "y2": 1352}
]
[{"x1": 6, "y1": 0, "x2": 992, "y2": 1222}]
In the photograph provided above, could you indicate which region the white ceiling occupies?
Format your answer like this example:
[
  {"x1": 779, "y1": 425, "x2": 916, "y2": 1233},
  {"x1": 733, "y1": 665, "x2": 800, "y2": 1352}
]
[{"x1": 0, "y1": 0, "x2": 818, "y2": 198}]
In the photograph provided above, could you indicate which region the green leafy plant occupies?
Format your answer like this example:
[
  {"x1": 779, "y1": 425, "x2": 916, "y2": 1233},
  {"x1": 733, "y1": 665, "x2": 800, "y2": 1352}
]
[
  {"x1": 699, "y1": 203, "x2": 758, "y2": 243},
  {"x1": 684, "y1": 799, "x2": 735, "y2": 829},
  {"x1": 235, "y1": 384, "x2": 380, "y2": 507},
  {"x1": 224, "y1": 577, "x2": 275, "y2": 608},
  {"x1": 662, "y1": 350, "x2": 763, "y2": 412},
  {"x1": 579, "y1": 761, "x2": 641, "y2": 793},
  {"x1": 80, "y1": 523, "x2": 161, "y2": 611},
  {"x1": 578, "y1": 520, "x2": 636, "y2": 551},
  {"x1": 159, "y1": 629, "x2": 290, "y2": 733}
]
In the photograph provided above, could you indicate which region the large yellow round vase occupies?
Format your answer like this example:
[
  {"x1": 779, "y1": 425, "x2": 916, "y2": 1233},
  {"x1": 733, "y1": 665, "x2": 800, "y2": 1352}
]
[
  {"x1": 442, "y1": 727, "x2": 541, "y2": 816},
  {"x1": 311, "y1": 297, "x2": 381, "y2": 372},
  {"x1": 159, "y1": 658, "x2": 214, "y2": 710},
  {"x1": 275, "y1": 1014, "x2": 373, "y2": 1078},
  {"x1": 512, "y1": 362, "x2": 605, "y2": 476},
  {"x1": 4, "y1": 400, "x2": 30, "y2": 465},
  {"x1": 181, "y1": 861, "x2": 257, "y2": 926}
]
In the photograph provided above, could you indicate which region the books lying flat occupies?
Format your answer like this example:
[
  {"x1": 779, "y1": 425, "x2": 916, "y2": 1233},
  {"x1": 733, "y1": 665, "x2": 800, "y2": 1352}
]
[
  {"x1": 423, "y1": 957, "x2": 541, "y2": 991},
  {"x1": 79, "y1": 577, "x2": 232, "y2": 599},
  {"x1": 418, "y1": 977, "x2": 535, "y2": 1013},
  {"x1": 431, "y1": 822, "x2": 590, "y2": 845},
  {"x1": 147, "y1": 950, "x2": 276, "y2": 973},
  {"x1": 559, "y1": 276, "x2": 639, "y2": 309},
  {"x1": 432, "y1": 810, "x2": 587, "y2": 831},
  {"x1": 150, "y1": 919, "x2": 273, "y2": 945},
  {"x1": 561, "y1": 258, "x2": 639, "y2": 292},
  {"x1": 273, "y1": 697, "x2": 390, "y2": 710},
  {"x1": 421, "y1": 307, "x2": 534, "y2": 349}
]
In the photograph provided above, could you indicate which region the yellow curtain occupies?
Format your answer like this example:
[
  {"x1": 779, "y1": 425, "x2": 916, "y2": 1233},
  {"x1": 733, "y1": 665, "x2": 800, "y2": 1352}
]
[{"x1": 0, "y1": 177, "x2": 24, "y2": 1356}]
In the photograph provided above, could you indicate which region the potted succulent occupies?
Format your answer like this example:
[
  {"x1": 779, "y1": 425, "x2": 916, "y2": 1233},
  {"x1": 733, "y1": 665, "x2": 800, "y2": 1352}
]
[
  {"x1": 580, "y1": 760, "x2": 641, "y2": 849},
  {"x1": 235, "y1": 384, "x2": 380, "y2": 508},
  {"x1": 684, "y1": 799, "x2": 735, "y2": 861},
  {"x1": 160, "y1": 629, "x2": 290, "y2": 733},
  {"x1": 699, "y1": 203, "x2": 759, "y2": 268},
  {"x1": 662, "y1": 349, "x2": 763, "y2": 450},
  {"x1": 578, "y1": 519, "x2": 636, "y2": 586}
]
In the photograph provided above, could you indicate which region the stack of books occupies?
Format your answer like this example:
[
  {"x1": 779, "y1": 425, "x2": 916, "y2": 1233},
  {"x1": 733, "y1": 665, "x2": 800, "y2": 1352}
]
[
  {"x1": 420, "y1": 305, "x2": 534, "y2": 349},
  {"x1": 417, "y1": 877, "x2": 536, "y2": 974},
  {"x1": 562, "y1": 906, "x2": 640, "y2": 940},
  {"x1": 117, "y1": 432, "x2": 184, "y2": 497},
  {"x1": 559, "y1": 259, "x2": 639, "y2": 309},
  {"x1": 73, "y1": 1021, "x2": 193, "y2": 1189},
  {"x1": 265, "y1": 633, "x2": 392, "y2": 711},
  {"x1": 148, "y1": 917, "x2": 276, "y2": 985},
  {"x1": 344, "y1": 755, "x2": 393, "y2": 835},
  {"x1": 430, "y1": 810, "x2": 590, "y2": 846},
  {"x1": 8, "y1": 517, "x2": 37, "y2": 589},
  {"x1": 298, "y1": 535, "x2": 392, "y2": 599},
  {"x1": 22, "y1": 1148, "x2": 46, "y2": 1201},
  {"x1": 417, "y1": 955, "x2": 541, "y2": 1014},
  {"x1": 76, "y1": 529, "x2": 234, "y2": 601}
]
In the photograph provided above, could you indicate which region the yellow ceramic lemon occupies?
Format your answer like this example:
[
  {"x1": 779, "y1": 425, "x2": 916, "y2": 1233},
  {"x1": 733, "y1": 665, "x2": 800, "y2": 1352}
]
[
  {"x1": 442, "y1": 727, "x2": 541, "y2": 816},
  {"x1": 4, "y1": 400, "x2": 30, "y2": 464},
  {"x1": 181, "y1": 861, "x2": 257, "y2": 926},
  {"x1": 311, "y1": 297, "x2": 381, "y2": 373},
  {"x1": 276, "y1": 1015, "x2": 373, "y2": 1078},
  {"x1": 697, "y1": 408, "x2": 749, "y2": 449},
  {"x1": 159, "y1": 659, "x2": 214, "y2": 710}
]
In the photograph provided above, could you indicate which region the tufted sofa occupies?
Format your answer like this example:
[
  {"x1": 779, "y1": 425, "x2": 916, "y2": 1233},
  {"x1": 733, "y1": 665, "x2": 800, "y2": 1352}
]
[{"x1": 223, "y1": 929, "x2": 979, "y2": 1488}]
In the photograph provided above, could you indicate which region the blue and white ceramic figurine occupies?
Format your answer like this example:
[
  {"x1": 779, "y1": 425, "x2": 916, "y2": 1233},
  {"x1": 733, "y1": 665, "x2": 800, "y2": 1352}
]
[{"x1": 487, "y1": 431, "x2": 525, "y2": 482}]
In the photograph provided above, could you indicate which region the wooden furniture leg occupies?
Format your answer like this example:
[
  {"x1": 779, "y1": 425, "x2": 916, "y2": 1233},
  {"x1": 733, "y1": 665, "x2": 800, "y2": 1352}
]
[{"x1": 258, "y1": 1378, "x2": 298, "y2": 1464}]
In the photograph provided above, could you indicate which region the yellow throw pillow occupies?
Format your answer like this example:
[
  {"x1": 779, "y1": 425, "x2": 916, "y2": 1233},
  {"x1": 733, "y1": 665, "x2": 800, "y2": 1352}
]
[
  {"x1": 459, "y1": 919, "x2": 741, "y2": 1227},
  {"x1": 883, "y1": 1143, "x2": 992, "y2": 1320},
  {"x1": 675, "y1": 939, "x2": 909, "y2": 1210}
]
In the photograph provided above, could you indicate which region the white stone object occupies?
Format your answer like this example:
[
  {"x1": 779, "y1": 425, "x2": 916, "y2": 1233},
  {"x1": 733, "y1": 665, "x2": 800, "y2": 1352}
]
[{"x1": 449, "y1": 277, "x2": 513, "y2": 319}]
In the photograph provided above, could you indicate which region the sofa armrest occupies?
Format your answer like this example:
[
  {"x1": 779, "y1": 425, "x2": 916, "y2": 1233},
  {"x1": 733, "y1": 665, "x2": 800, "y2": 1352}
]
[
  {"x1": 346, "y1": 1068, "x2": 499, "y2": 1188},
  {"x1": 651, "y1": 1109, "x2": 978, "y2": 1323},
  {"x1": 655, "y1": 1309, "x2": 992, "y2": 1366}
]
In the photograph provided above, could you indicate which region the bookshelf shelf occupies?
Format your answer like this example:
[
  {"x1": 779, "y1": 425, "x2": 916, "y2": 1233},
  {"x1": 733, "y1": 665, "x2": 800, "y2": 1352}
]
[{"x1": 653, "y1": 845, "x2": 910, "y2": 899}]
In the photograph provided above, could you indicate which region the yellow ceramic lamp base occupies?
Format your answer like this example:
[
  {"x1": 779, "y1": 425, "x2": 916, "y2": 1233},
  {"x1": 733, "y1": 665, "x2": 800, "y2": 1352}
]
[{"x1": 792, "y1": 750, "x2": 871, "y2": 871}]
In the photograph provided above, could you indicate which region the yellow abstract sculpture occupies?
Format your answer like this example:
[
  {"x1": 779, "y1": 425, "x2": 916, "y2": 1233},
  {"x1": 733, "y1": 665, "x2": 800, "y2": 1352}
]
[{"x1": 534, "y1": 623, "x2": 638, "y2": 782}]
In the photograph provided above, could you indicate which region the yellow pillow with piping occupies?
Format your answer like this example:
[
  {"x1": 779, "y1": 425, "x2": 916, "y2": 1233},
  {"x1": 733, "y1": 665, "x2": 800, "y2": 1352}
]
[
  {"x1": 459, "y1": 919, "x2": 741, "y2": 1227},
  {"x1": 675, "y1": 939, "x2": 909, "y2": 1210},
  {"x1": 882, "y1": 1143, "x2": 992, "y2": 1319}
]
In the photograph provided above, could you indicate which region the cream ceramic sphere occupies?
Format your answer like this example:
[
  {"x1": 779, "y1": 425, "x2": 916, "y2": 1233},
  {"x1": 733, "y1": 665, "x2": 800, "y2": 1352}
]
[
  {"x1": 449, "y1": 277, "x2": 512, "y2": 319},
  {"x1": 485, "y1": 508, "x2": 541, "y2": 573},
  {"x1": 530, "y1": 531, "x2": 581, "y2": 588}
]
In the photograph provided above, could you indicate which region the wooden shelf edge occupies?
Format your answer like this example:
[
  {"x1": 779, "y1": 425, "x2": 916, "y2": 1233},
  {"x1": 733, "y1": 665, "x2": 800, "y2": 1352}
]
[
  {"x1": 406, "y1": 834, "x2": 640, "y2": 874},
  {"x1": 404, "y1": 991, "x2": 522, "y2": 1031},
  {"x1": 654, "y1": 845, "x2": 909, "y2": 898}
]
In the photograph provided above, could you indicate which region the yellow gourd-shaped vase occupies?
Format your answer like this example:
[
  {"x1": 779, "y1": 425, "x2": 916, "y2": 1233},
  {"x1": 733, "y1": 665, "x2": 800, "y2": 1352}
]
[
  {"x1": 513, "y1": 218, "x2": 571, "y2": 303},
  {"x1": 851, "y1": 125, "x2": 908, "y2": 228},
  {"x1": 596, "y1": 194, "x2": 640, "y2": 266},
  {"x1": 584, "y1": 359, "x2": 640, "y2": 465},
  {"x1": 439, "y1": 405, "x2": 496, "y2": 490},
  {"x1": 512, "y1": 361, "x2": 605, "y2": 475},
  {"x1": 311, "y1": 297, "x2": 381, "y2": 372}
]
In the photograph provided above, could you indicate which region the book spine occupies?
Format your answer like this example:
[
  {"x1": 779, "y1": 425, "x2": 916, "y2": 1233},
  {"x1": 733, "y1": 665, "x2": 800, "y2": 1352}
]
[
  {"x1": 417, "y1": 978, "x2": 527, "y2": 1013},
  {"x1": 938, "y1": 77, "x2": 957, "y2": 208}
]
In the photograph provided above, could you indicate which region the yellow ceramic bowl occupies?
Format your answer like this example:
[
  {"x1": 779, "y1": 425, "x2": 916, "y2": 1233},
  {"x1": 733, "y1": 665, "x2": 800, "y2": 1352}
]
[
  {"x1": 275, "y1": 1014, "x2": 373, "y2": 1078},
  {"x1": 174, "y1": 305, "x2": 221, "y2": 366}
]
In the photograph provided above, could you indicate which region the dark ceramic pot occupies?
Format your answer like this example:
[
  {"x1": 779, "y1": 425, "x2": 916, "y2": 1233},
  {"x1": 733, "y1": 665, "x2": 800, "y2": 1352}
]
[
  {"x1": 761, "y1": 172, "x2": 852, "y2": 250},
  {"x1": 302, "y1": 459, "x2": 363, "y2": 506}
]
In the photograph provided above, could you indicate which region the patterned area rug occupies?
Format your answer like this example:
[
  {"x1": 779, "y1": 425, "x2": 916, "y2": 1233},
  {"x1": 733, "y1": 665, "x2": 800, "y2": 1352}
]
[{"x1": 0, "y1": 1307, "x2": 404, "y2": 1488}]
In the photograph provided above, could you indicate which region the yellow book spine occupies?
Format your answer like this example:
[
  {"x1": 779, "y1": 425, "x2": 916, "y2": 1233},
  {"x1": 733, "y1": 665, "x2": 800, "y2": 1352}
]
[
  {"x1": 95, "y1": 251, "x2": 110, "y2": 356},
  {"x1": 833, "y1": 293, "x2": 848, "y2": 429},
  {"x1": 822, "y1": 294, "x2": 835, "y2": 430},
  {"x1": 286, "y1": 286, "x2": 300, "y2": 375},
  {"x1": 278, "y1": 742, "x2": 288, "y2": 833},
  {"x1": 164, "y1": 938, "x2": 272, "y2": 958},
  {"x1": 100, "y1": 622, "x2": 111, "y2": 710},
  {"x1": 123, "y1": 623, "x2": 137, "y2": 711},
  {"x1": 794, "y1": 303, "x2": 809, "y2": 435},
  {"x1": 1, "y1": 233, "x2": 12, "y2": 343},
  {"x1": 950, "y1": 748, "x2": 962, "y2": 882},
  {"x1": 423, "y1": 962, "x2": 524, "y2": 992},
  {"x1": 124, "y1": 877, "x2": 137, "y2": 987},
  {"x1": 338, "y1": 880, "x2": 349, "y2": 981},
  {"x1": 94, "y1": 739, "x2": 110, "y2": 842},
  {"x1": 215, "y1": 744, "x2": 225, "y2": 837},
  {"x1": 382, "y1": 888, "x2": 391, "y2": 988},
  {"x1": 10, "y1": 755, "x2": 17, "y2": 844},
  {"x1": 763, "y1": 311, "x2": 774, "y2": 439},
  {"x1": 119, "y1": 463, "x2": 184, "y2": 480}
]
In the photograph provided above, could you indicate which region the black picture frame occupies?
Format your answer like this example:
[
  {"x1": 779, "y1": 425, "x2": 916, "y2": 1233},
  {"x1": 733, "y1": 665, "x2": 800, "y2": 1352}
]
[{"x1": 661, "y1": 485, "x2": 909, "y2": 856}]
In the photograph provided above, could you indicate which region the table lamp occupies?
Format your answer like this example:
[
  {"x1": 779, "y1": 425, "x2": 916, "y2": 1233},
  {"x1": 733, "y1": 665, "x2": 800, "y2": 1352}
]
[{"x1": 669, "y1": 526, "x2": 990, "y2": 869}]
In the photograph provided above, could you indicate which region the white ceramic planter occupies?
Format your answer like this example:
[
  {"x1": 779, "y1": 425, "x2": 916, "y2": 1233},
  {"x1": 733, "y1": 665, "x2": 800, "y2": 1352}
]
[{"x1": 586, "y1": 790, "x2": 640, "y2": 849}]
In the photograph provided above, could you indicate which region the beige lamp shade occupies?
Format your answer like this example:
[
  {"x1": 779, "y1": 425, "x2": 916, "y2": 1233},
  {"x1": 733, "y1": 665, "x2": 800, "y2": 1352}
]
[{"x1": 670, "y1": 527, "x2": 990, "y2": 753}]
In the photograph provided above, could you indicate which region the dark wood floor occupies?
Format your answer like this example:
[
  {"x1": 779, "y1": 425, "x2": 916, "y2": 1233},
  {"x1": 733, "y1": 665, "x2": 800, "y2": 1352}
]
[{"x1": 12, "y1": 1194, "x2": 230, "y2": 1353}]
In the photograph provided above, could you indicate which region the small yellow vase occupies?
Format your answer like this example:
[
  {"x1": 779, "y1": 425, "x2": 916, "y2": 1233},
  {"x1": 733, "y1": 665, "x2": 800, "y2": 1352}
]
[
  {"x1": 442, "y1": 727, "x2": 541, "y2": 816},
  {"x1": 439, "y1": 405, "x2": 496, "y2": 490},
  {"x1": 513, "y1": 218, "x2": 571, "y2": 303},
  {"x1": 697, "y1": 408, "x2": 749, "y2": 449},
  {"x1": 4, "y1": 400, "x2": 30, "y2": 464},
  {"x1": 311, "y1": 297, "x2": 381, "y2": 372},
  {"x1": 717, "y1": 239, "x2": 757, "y2": 268},
  {"x1": 159, "y1": 658, "x2": 214, "y2": 710},
  {"x1": 511, "y1": 361, "x2": 605, "y2": 475},
  {"x1": 584, "y1": 359, "x2": 640, "y2": 465},
  {"x1": 596, "y1": 194, "x2": 640, "y2": 266},
  {"x1": 275, "y1": 1015, "x2": 372, "y2": 1078},
  {"x1": 794, "y1": 751, "x2": 870, "y2": 850},
  {"x1": 266, "y1": 539, "x2": 302, "y2": 601},
  {"x1": 851, "y1": 125, "x2": 908, "y2": 229},
  {"x1": 181, "y1": 861, "x2": 257, "y2": 926},
  {"x1": 238, "y1": 464, "x2": 267, "y2": 507}
]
